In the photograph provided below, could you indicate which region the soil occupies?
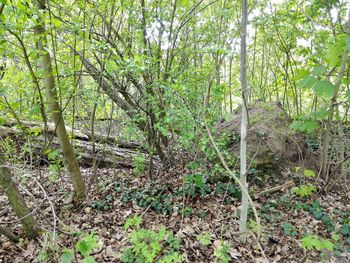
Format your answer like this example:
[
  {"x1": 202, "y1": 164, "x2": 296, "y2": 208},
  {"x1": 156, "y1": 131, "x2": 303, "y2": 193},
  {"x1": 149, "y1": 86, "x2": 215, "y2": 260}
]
[{"x1": 216, "y1": 101, "x2": 319, "y2": 172}]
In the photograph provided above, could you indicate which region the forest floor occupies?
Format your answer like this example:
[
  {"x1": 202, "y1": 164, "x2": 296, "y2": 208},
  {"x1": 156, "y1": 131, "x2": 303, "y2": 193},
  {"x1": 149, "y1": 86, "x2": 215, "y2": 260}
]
[{"x1": 0, "y1": 164, "x2": 349, "y2": 263}]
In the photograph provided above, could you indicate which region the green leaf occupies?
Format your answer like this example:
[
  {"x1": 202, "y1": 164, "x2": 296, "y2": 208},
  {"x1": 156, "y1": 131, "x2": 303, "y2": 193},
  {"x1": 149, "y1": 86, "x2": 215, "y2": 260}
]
[
  {"x1": 60, "y1": 249, "x2": 74, "y2": 263},
  {"x1": 303, "y1": 169, "x2": 315, "y2": 177},
  {"x1": 312, "y1": 65, "x2": 327, "y2": 76},
  {"x1": 325, "y1": 40, "x2": 345, "y2": 68},
  {"x1": 332, "y1": 233, "x2": 340, "y2": 241},
  {"x1": 293, "y1": 69, "x2": 310, "y2": 81},
  {"x1": 340, "y1": 224, "x2": 350, "y2": 235},
  {"x1": 298, "y1": 75, "x2": 317, "y2": 89},
  {"x1": 346, "y1": 90, "x2": 350, "y2": 102},
  {"x1": 321, "y1": 239, "x2": 334, "y2": 251},
  {"x1": 76, "y1": 234, "x2": 99, "y2": 257},
  {"x1": 81, "y1": 256, "x2": 95, "y2": 263},
  {"x1": 197, "y1": 233, "x2": 212, "y2": 246},
  {"x1": 124, "y1": 215, "x2": 142, "y2": 230},
  {"x1": 311, "y1": 110, "x2": 330, "y2": 120},
  {"x1": 29, "y1": 105, "x2": 41, "y2": 116},
  {"x1": 315, "y1": 80, "x2": 334, "y2": 98},
  {"x1": 302, "y1": 235, "x2": 315, "y2": 250},
  {"x1": 345, "y1": 36, "x2": 350, "y2": 51},
  {"x1": 290, "y1": 120, "x2": 318, "y2": 133}
]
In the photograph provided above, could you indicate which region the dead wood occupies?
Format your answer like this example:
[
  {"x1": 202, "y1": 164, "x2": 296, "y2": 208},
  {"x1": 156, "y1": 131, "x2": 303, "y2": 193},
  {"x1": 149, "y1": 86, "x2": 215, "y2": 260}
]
[
  {"x1": 0, "y1": 122, "x2": 157, "y2": 169},
  {"x1": 255, "y1": 180, "x2": 295, "y2": 199}
]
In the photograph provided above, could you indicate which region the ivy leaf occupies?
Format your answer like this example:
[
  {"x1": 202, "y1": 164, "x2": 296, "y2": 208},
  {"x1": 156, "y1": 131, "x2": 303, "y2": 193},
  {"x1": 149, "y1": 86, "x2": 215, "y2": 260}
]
[
  {"x1": 315, "y1": 80, "x2": 334, "y2": 98},
  {"x1": 60, "y1": 249, "x2": 74, "y2": 263},
  {"x1": 298, "y1": 75, "x2": 317, "y2": 89},
  {"x1": 340, "y1": 224, "x2": 350, "y2": 236}
]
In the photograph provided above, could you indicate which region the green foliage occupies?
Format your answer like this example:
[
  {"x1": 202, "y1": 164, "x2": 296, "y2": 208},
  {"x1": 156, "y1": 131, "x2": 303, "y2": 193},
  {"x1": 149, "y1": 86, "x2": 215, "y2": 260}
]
[
  {"x1": 213, "y1": 241, "x2": 231, "y2": 263},
  {"x1": 182, "y1": 207, "x2": 193, "y2": 218},
  {"x1": 37, "y1": 232, "x2": 99, "y2": 263},
  {"x1": 314, "y1": 80, "x2": 334, "y2": 98},
  {"x1": 196, "y1": 233, "x2": 212, "y2": 246},
  {"x1": 45, "y1": 149, "x2": 63, "y2": 182},
  {"x1": 124, "y1": 215, "x2": 142, "y2": 230},
  {"x1": 122, "y1": 187, "x2": 174, "y2": 215},
  {"x1": 290, "y1": 118, "x2": 318, "y2": 133},
  {"x1": 183, "y1": 173, "x2": 210, "y2": 197},
  {"x1": 81, "y1": 256, "x2": 95, "y2": 263},
  {"x1": 133, "y1": 152, "x2": 146, "y2": 175},
  {"x1": 291, "y1": 168, "x2": 317, "y2": 198},
  {"x1": 291, "y1": 184, "x2": 317, "y2": 197},
  {"x1": 298, "y1": 75, "x2": 317, "y2": 89},
  {"x1": 75, "y1": 233, "x2": 100, "y2": 258},
  {"x1": 300, "y1": 201, "x2": 336, "y2": 232},
  {"x1": 303, "y1": 169, "x2": 316, "y2": 178},
  {"x1": 60, "y1": 249, "x2": 74, "y2": 263},
  {"x1": 215, "y1": 181, "x2": 241, "y2": 199},
  {"x1": 122, "y1": 217, "x2": 183, "y2": 263},
  {"x1": 281, "y1": 222, "x2": 297, "y2": 237},
  {"x1": 35, "y1": 233, "x2": 60, "y2": 262},
  {"x1": 247, "y1": 219, "x2": 261, "y2": 234},
  {"x1": 301, "y1": 235, "x2": 334, "y2": 252},
  {"x1": 340, "y1": 224, "x2": 349, "y2": 236}
]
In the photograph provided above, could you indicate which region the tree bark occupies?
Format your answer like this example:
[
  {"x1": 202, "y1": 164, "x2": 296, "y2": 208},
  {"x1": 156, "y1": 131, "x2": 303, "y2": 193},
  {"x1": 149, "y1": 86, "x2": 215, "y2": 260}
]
[
  {"x1": 239, "y1": 0, "x2": 249, "y2": 244},
  {"x1": 0, "y1": 225, "x2": 19, "y2": 243},
  {"x1": 320, "y1": 12, "x2": 350, "y2": 180},
  {"x1": 33, "y1": 0, "x2": 86, "y2": 205},
  {"x1": 0, "y1": 155, "x2": 39, "y2": 239}
]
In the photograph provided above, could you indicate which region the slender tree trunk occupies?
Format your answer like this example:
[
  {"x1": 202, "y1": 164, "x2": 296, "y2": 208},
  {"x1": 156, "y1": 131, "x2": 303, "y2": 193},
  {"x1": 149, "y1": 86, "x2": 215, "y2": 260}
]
[
  {"x1": 0, "y1": 225, "x2": 19, "y2": 243},
  {"x1": 33, "y1": 0, "x2": 86, "y2": 204},
  {"x1": 239, "y1": 0, "x2": 249, "y2": 244},
  {"x1": 321, "y1": 12, "x2": 350, "y2": 180},
  {"x1": 0, "y1": 155, "x2": 39, "y2": 239},
  {"x1": 321, "y1": 50, "x2": 348, "y2": 180},
  {"x1": 229, "y1": 57, "x2": 233, "y2": 113}
]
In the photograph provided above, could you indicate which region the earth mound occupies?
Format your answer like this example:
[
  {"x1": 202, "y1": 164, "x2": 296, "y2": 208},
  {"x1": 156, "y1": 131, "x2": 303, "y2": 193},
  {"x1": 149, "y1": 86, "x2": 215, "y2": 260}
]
[{"x1": 217, "y1": 101, "x2": 316, "y2": 171}]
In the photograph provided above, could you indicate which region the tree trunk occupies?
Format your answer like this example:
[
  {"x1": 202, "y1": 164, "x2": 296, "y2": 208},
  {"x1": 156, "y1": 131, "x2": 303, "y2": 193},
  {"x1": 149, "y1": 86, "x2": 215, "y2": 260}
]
[
  {"x1": 239, "y1": 0, "x2": 249, "y2": 244},
  {"x1": 0, "y1": 155, "x2": 39, "y2": 239},
  {"x1": 33, "y1": 0, "x2": 86, "y2": 205},
  {"x1": 320, "y1": 13, "x2": 350, "y2": 180},
  {"x1": 0, "y1": 225, "x2": 19, "y2": 243}
]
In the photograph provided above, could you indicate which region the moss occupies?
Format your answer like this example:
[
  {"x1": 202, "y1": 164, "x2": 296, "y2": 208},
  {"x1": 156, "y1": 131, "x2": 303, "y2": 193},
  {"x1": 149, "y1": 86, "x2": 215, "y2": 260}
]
[
  {"x1": 259, "y1": 102, "x2": 277, "y2": 112},
  {"x1": 250, "y1": 114, "x2": 265, "y2": 125}
]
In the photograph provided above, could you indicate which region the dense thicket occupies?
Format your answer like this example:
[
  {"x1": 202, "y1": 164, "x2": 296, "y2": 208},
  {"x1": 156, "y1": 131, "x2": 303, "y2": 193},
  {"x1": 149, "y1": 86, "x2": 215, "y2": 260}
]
[{"x1": 0, "y1": 0, "x2": 349, "y2": 261}]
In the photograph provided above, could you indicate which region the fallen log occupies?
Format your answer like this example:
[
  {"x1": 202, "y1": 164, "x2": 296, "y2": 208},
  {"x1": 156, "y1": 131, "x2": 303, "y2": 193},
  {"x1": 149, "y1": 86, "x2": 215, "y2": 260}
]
[
  {"x1": 0, "y1": 122, "x2": 159, "y2": 169},
  {"x1": 2, "y1": 120, "x2": 144, "y2": 150}
]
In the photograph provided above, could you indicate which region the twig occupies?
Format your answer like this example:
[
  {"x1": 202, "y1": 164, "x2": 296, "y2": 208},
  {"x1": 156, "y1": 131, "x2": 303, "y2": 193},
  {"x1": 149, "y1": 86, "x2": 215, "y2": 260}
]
[{"x1": 255, "y1": 180, "x2": 294, "y2": 199}]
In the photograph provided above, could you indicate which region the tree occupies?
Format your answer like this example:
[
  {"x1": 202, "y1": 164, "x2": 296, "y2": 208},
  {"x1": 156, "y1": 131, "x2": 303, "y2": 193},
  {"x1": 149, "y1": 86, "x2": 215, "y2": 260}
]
[
  {"x1": 33, "y1": 0, "x2": 86, "y2": 204},
  {"x1": 239, "y1": 0, "x2": 249, "y2": 244},
  {"x1": 0, "y1": 154, "x2": 39, "y2": 239}
]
